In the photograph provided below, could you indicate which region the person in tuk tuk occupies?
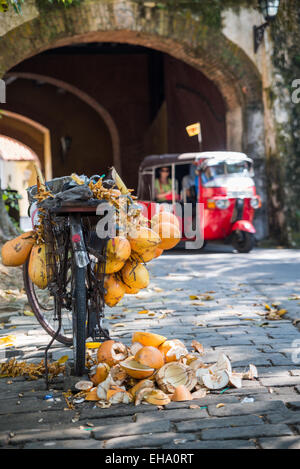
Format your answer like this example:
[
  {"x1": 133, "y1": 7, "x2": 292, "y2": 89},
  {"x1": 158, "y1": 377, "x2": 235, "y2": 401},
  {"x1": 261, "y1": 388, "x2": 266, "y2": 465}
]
[{"x1": 155, "y1": 166, "x2": 178, "y2": 202}]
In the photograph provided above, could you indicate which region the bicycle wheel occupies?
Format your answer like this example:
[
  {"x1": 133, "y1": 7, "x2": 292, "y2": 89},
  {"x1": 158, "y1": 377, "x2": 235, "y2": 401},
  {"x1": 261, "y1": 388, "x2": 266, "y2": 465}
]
[
  {"x1": 23, "y1": 257, "x2": 73, "y2": 345},
  {"x1": 72, "y1": 263, "x2": 87, "y2": 376}
]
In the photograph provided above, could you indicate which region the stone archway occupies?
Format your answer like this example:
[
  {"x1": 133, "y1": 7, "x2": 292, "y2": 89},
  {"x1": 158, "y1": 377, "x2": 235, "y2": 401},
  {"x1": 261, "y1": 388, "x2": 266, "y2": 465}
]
[
  {"x1": 4, "y1": 72, "x2": 121, "y2": 174},
  {"x1": 0, "y1": 0, "x2": 267, "y2": 237}
]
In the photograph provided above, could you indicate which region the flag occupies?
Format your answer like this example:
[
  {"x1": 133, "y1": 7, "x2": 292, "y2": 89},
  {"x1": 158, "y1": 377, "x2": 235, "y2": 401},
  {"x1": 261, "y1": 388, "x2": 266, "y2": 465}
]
[{"x1": 186, "y1": 122, "x2": 201, "y2": 137}]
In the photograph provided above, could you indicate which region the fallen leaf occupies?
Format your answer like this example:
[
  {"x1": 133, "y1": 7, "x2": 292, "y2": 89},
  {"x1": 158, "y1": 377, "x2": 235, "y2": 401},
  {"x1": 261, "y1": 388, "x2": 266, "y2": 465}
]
[
  {"x1": 153, "y1": 287, "x2": 164, "y2": 292},
  {"x1": 112, "y1": 323, "x2": 125, "y2": 328},
  {"x1": 56, "y1": 355, "x2": 69, "y2": 364},
  {"x1": 189, "y1": 295, "x2": 201, "y2": 300},
  {"x1": 216, "y1": 403, "x2": 225, "y2": 408},
  {"x1": 23, "y1": 310, "x2": 34, "y2": 316},
  {"x1": 264, "y1": 304, "x2": 271, "y2": 311},
  {"x1": 138, "y1": 310, "x2": 149, "y2": 315}
]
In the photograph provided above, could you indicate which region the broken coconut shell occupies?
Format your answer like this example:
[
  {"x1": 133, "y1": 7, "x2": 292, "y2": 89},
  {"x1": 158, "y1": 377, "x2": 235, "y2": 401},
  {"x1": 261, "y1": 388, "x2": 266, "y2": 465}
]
[
  {"x1": 97, "y1": 340, "x2": 127, "y2": 367},
  {"x1": 134, "y1": 346, "x2": 165, "y2": 369},
  {"x1": 132, "y1": 331, "x2": 167, "y2": 348},
  {"x1": 119, "y1": 357, "x2": 155, "y2": 380},
  {"x1": 201, "y1": 370, "x2": 229, "y2": 390},
  {"x1": 171, "y1": 385, "x2": 193, "y2": 402},
  {"x1": 89, "y1": 362, "x2": 110, "y2": 386},
  {"x1": 155, "y1": 362, "x2": 197, "y2": 394},
  {"x1": 158, "y1": 339, "x2": 188, "y2": 363},
  {"x1": 74, "y1": 380, "x2": 94, "y2": 392},
  {"x1": 107, "y1": 386, "x2": 133, "y2": 404}
]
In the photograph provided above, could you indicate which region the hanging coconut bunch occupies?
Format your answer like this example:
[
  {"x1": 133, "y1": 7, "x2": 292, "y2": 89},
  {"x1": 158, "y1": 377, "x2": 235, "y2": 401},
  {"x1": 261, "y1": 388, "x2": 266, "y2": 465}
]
[{"x1": 70, "y1": 331, "x2": 258, "y2": 408}]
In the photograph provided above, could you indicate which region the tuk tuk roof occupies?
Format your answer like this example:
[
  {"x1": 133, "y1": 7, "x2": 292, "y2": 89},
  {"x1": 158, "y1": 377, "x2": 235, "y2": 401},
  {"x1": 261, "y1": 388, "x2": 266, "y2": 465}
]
[{"x1": 139, "y1": 151, "x2": 253, "y2": 171}]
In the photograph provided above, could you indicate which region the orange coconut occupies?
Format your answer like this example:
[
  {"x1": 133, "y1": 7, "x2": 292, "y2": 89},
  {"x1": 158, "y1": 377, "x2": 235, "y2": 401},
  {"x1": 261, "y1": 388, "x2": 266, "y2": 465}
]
[
  {"x1": 85, "y1": 387, "x2": 100, "y2": 401},
  {"x1": 153, "y1": 222, "x2": 181, "y2": 250},
  {"x1": 104, "y1": 274, "x2": 126, "y2": 307},
  {"x1": 28, "y1": 243, "x2": 50, "y2": 289},
  {"x1": 1, "y1": 230, "x2": 36, "y2": 266},
  {"x1": 121, "y1": 260, "x2": 149, "y2": 290},
  {"x1": 158, "y1": 339, "x2": 188, "y2": 363},
  {"x1": 134, "y1": 346, "x2": 165, "y2": 370},
  {"x1": 97, "y1": 340, "x2": 127, "y2": 367},
  {"x1": 106, "y1": 236, "x2": 131, "y2": 262},
  {"x1": 128, "y1": 226, "x2": 161, "y2": 255},
  {"x1": 89, "y1": 362, "x2": 110, "y2": 386},
  {"x1": 119, "y1": 357, "x2": 155, "y2": 379},
  {"x1": 171, "y1": 384, "x2": 193, "y2": 402}
]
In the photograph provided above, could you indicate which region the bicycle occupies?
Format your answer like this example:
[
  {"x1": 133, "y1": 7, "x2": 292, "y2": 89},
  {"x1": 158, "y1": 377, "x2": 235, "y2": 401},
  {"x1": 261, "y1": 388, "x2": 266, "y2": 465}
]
[{"x1": 23, "y1": 194, "x2": 111, "y2": 383}]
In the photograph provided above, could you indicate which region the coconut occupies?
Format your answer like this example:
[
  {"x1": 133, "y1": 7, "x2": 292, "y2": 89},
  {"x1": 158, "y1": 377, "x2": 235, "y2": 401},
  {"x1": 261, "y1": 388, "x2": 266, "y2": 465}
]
[
  {"x1": 144, "y1": 389, "x2": 171, "y2": 406},
  {"x1": 119, "y1": 357, "x2": 155, "y2": 380},
  {"x1": 171, "y1": 385, "x2": 193, "y2": 402},
  {"x1": 129, "y1": 342, "x2": 143, "y2": 356},
  {"x1": 128, "y1": 226, "x2": 161, "y2": 255},
  {"x1": 153, "y1": 222, "x2": 181, "y2": 251},
  {"x1": 131, "y1": 247, "x2": 158, "y2": 264},
  {"x1": 243, "y1": 364, "x2": 258, "y2": 380},
  {"x1": 1, "y1": 230, "x2": 36, "y2": 266},
  {"x1": 158, "y1": 339, "x2": 188, "y2": 363},
  {"x1": 201, "y1": 370, "x2": 230, "y2": 390},
  {"x1": 97, "y1": 340, "x2": 127, "y2": 367},
  {"x1": 28, "y1": 243, "x2": 50, "y2": 289},
  {"x1": 210, "y1": 353, "x2": 232, "y2": 375},
  {"x1": 155, "y1": 362, "x2": 197, "y2": 394},
  {"x1": 89, "y1": 362, "x2": 110, "y2": 386},
  {"x1": 129, "y1": 379, "x2": 155, "y2": 398},
  {"x1": 134, "y1": 346, "x2": 165, "y2": 369},
  {"x1": 132, "y1": 331, "x2": 167, "y2": 348},
  {"x1": 74, "y1": 380, "x2": 94, "y2": 392},
  {"x1": 104, "y1": 275, "x2": 126, "y2": 307},
  {"x1": 228, "y1": 372, "x2": 243, "y2": 389},
  {"x1": 96, "y1": 375, "x2": 115, "y2": 400},
  {"x1": 121, "y1": 260, "x2": 150, "y2": 290},
  {"x1": 123, "y1": 283, "x2": 140, "y2": 295},
  {"x1": 107, "y1": 386, "x2": 133, "y2": 404},
  {"x1": 109, "y1": 364, "x2": 128, "y2": 386},
  {"x1": 85, "y1": 387, "x2": 100, "y2": 401},
  {"x1": 103, "y1": 258, "x2": 125, "y2": 275},
  {"x1": 106, "y1": 236, "x2": 131, "y2": 262}
]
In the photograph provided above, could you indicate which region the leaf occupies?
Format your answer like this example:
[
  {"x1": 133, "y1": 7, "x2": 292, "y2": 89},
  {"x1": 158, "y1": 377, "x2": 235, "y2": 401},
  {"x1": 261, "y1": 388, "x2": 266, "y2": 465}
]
[
  {"x1": 153, "y1": 287, "x2": 164, "y2": 292},
  {"x1": 112, "y1": 323, "x2": 125, "y2": 328},
  {"x1": 216, "y1": 403, "x2": 225, "y2": 408},
  {"x1": 138, "y1": 310, "x2": 149, "y2": 315},
  {"x1": 277, "y1": 309, "x2": 287, "y2": 316},
  {"x1": 56, "y1": 355, "x2": 69, "y2": 364},
  {"x1": 189, "y1": 295, "x2": 201, "y2": 300},
  {"x1": 264, "y1": 304, "x2": 271, "y2": 311},
  {"x1": 0, "y1": 335, "x2": 16, "y2": 346},
  {"x1": 23, "y1": 310, "x2": 34, "y2": 316}
]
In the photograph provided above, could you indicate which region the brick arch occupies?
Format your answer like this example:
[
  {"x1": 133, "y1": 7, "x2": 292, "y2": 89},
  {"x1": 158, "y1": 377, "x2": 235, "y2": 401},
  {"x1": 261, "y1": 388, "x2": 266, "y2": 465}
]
[{"x1": 4, "y1": 72, "x2": 121, "y2": 173}]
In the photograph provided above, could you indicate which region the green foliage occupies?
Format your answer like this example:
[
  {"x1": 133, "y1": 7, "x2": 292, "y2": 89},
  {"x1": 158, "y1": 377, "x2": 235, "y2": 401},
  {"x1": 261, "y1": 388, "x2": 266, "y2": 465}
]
[{"x1": 0, "y1": 0, "x2": 78, "y2": 13}]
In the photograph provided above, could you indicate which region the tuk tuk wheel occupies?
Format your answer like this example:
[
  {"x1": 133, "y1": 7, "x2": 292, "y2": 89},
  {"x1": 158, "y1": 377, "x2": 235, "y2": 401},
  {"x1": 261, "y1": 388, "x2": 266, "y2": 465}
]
[{"x1": 232, "y1": 230, "x2": 255, "y2": 253}]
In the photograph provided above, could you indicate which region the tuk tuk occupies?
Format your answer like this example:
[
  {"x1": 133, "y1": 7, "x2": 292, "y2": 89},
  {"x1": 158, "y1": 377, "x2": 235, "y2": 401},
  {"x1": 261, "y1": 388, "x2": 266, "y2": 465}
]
[{"x1": 137, "y1": 151, "x2": 261, "y2": 253}]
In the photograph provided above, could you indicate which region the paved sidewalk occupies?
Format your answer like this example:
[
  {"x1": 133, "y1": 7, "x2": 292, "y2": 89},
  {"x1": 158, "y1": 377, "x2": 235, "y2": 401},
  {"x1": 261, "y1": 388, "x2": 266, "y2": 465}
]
[{"x1": 1, "y1": 246, "x2": 300, "y2": 449}]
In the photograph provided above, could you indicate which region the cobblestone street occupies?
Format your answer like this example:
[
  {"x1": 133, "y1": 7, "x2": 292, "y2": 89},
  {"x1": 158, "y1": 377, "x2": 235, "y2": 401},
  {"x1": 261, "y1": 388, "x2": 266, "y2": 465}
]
[{"x1": 1, "y1": 246, "x2": 300, "y2": 449}]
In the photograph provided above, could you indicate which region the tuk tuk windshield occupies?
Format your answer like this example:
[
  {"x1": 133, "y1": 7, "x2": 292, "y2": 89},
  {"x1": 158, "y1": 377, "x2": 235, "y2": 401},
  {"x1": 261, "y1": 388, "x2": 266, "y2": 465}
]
[{"x1": 203, "y1": 159, "x2": 253, "y2": 185}]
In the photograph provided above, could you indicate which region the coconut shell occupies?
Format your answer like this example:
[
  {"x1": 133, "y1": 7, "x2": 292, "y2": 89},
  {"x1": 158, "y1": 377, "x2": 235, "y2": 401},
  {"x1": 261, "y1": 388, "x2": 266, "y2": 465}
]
[
  {"x1": 171, "y1": 385, "x2": 193, "y2": 402},
  {"x1": 97, "y1": 340, "x2": 127, "y2": 366}
]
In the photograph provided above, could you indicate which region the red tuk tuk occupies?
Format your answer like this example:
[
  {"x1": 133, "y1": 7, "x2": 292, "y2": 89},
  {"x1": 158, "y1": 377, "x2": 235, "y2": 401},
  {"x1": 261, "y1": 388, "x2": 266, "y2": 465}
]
[{"x1": 137, "y1": 151, "x2": 261, "y2": 253}]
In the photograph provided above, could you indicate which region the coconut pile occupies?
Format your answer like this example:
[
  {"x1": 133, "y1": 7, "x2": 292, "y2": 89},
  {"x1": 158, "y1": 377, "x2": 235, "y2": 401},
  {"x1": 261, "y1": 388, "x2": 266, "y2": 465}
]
[{"x1": 74, "y1": 332, "x2": 258, "y2": 407}]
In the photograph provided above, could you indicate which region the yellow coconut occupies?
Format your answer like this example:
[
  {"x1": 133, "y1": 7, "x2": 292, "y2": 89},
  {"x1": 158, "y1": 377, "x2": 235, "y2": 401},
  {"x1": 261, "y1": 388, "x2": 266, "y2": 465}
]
[
  {"x1": 106, "y1": 236, "x2": 131, "y2": 262},
  {"x1": 103, "y1": 258, "x2": 125, "y2": 274},
  {"x1": 153, "y1": 222, "x2": 181, "y2": 250},
  {"x1": 123, "y1": 282, "x2": 140, "y2": 295},
  {"x1": 1, "y1": 231, "x2": 36, "y2": 267},
  {"x1": 121, "y1": 260, "x2": 149, "y2": 290},
  {"x1": 128, "y1": 226, "x2": 161, "y2": 255},
  {"x1": 131, "y1": 246, "x2": 160, "y2": 264},
  {"x1": 28, "y1": 243, "x2": 49, "y2": 289},
  {"x1": 104, "y1": 274, "x2": 126, "y2": 307}
]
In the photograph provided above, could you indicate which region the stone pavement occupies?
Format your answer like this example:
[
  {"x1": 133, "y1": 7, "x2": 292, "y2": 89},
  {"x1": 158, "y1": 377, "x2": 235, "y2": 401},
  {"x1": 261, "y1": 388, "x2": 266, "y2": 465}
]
[{"x1": 1, "y1": 246, "x2": 300, "y2": 449}]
